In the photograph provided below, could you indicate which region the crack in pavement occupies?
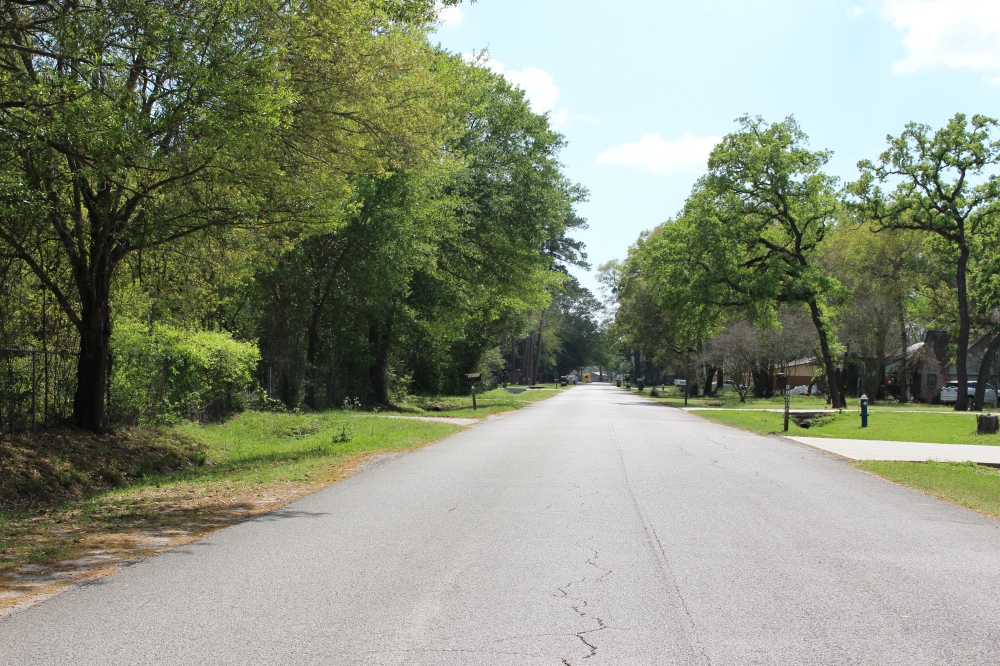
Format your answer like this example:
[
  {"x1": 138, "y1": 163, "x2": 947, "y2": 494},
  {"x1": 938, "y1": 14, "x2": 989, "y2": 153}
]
[
  {"x1": 555, "y1": 546, "x2": 611, "y2": 665},
  {"x1": 608, "y1": 421, "x2": 713, "y2": 666}
]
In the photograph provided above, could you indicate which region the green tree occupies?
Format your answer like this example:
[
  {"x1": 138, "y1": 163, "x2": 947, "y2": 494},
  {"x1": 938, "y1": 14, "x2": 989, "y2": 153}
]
[
  {"x1": 639, "y1": 117, "x2": 847, "y2": 407},
  {"x1": 0, "y1": 0, "x2": 291, "y2": 431},
  {"x1": 823, "y1": 223, "x2": 929, "y2": 402},
  {"x1": 849, "y1": 114, "x2": 1000, "y2": 411},
  {"x1": 0, "y1": 0, "x2": 458, "y2": 430}
]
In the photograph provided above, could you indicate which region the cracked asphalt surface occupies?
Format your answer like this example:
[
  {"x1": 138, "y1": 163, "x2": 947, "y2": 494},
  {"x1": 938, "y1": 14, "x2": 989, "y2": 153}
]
[{"x1": 4, "y1": 383, "x2": 1000, "y2": 664}]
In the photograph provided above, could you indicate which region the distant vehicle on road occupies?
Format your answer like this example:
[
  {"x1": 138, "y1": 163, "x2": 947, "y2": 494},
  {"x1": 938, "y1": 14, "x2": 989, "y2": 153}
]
[{"x1": 940, "y1": 381, "x2": 997, "y2": 405}]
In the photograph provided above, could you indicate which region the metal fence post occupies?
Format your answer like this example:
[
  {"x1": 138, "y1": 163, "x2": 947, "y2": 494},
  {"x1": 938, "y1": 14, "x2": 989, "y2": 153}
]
[{"x1": 31, "y1": 350, "x2": 37, "y2": 432}]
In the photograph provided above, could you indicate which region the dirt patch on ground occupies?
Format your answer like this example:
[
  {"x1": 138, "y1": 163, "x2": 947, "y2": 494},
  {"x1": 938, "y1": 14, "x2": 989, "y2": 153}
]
[
  {"x1": 0, "y1": 450, "x2": 399, "y2": 616},
  {"x1": 0, "y1": 427, "x2": 206, "y2": 510}
]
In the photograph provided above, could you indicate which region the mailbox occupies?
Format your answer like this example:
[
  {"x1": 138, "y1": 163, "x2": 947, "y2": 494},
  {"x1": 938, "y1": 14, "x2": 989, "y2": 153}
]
[{"x1": 776, "y1": 373, "x2": 789, "y2": 391}]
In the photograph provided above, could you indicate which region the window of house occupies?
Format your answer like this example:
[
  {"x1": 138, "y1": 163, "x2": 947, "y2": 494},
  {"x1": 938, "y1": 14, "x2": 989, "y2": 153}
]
[{"x1": 927, "y1": 373, "x2": 937, "y2": 386}]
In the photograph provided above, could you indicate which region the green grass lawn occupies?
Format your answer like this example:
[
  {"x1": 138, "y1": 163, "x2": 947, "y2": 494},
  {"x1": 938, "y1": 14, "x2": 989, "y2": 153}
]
[
  {"x1": 690, "y1": 408, "x2": 1000, "y2": 445},
  {"x1": 396, "y1": 384, "x2": 568, "y2": 418},
  {"x1": 174, "y1": 410, "x2": 463, "y2": 485},
  {"x1": 629, "y1": 385, "x2": 976, "y2": 413},
  {"x1": 856, "y1": 461, "x2": 1000, "y2": 520}
]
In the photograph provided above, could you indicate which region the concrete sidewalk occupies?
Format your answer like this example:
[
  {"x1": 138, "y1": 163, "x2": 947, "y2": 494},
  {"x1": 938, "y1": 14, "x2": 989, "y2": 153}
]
[{"x1": 787, "y1": 436, "x2": 1000, "y2": 464}]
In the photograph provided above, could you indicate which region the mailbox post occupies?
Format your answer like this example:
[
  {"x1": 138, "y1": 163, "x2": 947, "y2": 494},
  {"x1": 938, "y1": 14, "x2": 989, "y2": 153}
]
[
  {"x1": 860, "y1": 394, "x2": 869, "y2": 428},
  {"x1": 777, "y1": 373, "x2": 789, "y2": 432},
  {"x1": 465, "y1": 373, "x2": 482, "y2": 411},
  {"x1": 676, "y1": 379, "x2": 688, "y2": 406}
]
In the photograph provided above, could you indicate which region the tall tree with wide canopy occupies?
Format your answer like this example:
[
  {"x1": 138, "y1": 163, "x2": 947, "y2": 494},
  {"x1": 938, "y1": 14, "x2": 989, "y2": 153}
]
[
  {"x1": 849, "y1": 114, "x2": 1000, "y2": 411},
  {"x1": 0, "y1": 0, "x2": 293, "y2": 431},
  {"x1": 0, "y1": 0, "x2": 458, "y2": 430},
  {"x1": 641, "y1": 116, "x2": 847, "y2": 407}
]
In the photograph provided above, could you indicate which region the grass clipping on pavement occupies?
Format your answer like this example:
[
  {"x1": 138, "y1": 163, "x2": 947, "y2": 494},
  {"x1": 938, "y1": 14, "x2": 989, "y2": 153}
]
[{"x1": 0, "y1": 410, "x2": 464, "y2": 612}]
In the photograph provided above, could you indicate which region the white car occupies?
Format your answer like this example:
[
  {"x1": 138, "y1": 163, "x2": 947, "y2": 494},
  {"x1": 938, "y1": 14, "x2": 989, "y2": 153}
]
[{"x1": 940, "y1": 381, "x2": 997, "y2": 405}]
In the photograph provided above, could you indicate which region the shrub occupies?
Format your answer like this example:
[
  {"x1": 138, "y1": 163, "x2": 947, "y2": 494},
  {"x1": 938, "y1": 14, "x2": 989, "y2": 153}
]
[{"x1": 109, "y1": 322, "x2": 260, "y2": 424}]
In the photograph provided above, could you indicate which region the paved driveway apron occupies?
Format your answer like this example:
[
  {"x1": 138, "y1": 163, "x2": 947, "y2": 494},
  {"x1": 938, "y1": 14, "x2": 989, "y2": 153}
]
[{"x1": 3, "y1": 384, "x2": 1000, "y2": 665}]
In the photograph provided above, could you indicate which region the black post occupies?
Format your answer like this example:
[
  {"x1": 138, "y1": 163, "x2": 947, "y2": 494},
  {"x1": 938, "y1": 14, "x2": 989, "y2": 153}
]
[
  {"x1": 31, "y1": 351, "x2": 37, "y2": 432},
  {"x1": 784, "y1": 393, "x2": 790, "y2": 432},
  {"x1": 472, "y1": 385, "x2": 477, "y2": 411}
]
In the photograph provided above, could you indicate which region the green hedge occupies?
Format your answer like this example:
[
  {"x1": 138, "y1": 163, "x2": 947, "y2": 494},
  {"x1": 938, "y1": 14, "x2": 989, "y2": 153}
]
[{"x1": 109, "y1": 323, "x2": 260, "y2": 424}]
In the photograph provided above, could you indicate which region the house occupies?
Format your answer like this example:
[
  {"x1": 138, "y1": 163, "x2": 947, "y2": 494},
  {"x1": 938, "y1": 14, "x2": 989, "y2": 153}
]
[
  {"x1": 886, "y1": 330, "x2": 1000, "y2": 403},
  {"x1": 784, "y1": 357, "x2": 819, "y2": 389}
]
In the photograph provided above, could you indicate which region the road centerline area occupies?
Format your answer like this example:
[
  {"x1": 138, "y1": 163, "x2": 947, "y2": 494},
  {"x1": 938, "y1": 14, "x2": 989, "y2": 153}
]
[{"x1": 3, "y1": 384, "x2": 1000, "y2": 665}]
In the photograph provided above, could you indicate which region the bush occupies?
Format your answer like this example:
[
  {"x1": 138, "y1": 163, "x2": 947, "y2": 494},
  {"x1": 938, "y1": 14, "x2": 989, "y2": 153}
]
[{"x1": 109, "y1": 322, "x2": 260, "y2": 424}]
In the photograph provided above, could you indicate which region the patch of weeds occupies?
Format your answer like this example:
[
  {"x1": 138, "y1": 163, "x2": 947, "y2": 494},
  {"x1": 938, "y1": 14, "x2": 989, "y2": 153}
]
[
  {"x1": 27, "y1": 541, "x2": 70, "y2": 564},
  {"x1": 279, "y1": 423, "x2": 323, "y2": 439},
  {"x1": 330, "y1": 422, "x2": 353, "y2": 444},
  {"x1": 791, "y1": 413, "x2": 835, "y2": 429}
]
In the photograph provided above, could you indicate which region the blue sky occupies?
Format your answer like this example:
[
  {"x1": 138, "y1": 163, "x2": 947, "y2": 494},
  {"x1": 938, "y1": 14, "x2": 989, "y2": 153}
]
[{"x1": 434, "y1": 0, "x2": 1000, "y2": 295}]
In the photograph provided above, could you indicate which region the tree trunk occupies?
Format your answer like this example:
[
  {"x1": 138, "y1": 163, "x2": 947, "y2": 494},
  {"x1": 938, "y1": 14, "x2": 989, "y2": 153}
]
[
  {"x1": 305, "y1": 305, "x2": 323, "y2": 410},
  {"x1": 511, "y1": 336, "x2": 516, "y2": 377},
  {"x1": 73, "y1": 279, "x2": 113, "y2": 433},
  {"x1": 704, "y1": 366, "x2": 717, "y2": 396},
  {"x1": 367, "y1": 321, "x2": 393, "y2": 405},
  {"x1": 974, "y1": 329, "x2": 1000, "y2": 411},
  {"x1": 533, "y1": 310, "x2": 547, "y2": 385},
  {"x1": 899, "y1": 297, "x2": 908, "y2": 404},
  {"x1": 522, "y1": 337, "x2": 532, "y2": 384},
  {"x1": 808, "y1": 298, "x2": 845, "y2": 409},
  {"x1": 955, "y1": 246, "x2": 971, "y2": 411},
  {"x1": 716, "y1": 369, "x2": 724, "y2": 392}
]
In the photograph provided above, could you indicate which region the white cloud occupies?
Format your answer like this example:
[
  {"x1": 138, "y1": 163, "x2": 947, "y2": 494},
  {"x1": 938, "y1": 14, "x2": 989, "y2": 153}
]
[
  {"x1": 848, "y1": 5, "x2": 865, "y2": 17},
  {"x1": 503, "y1": 67, "x2": 560, "y2": 113},
  {"x1": 883, "y1": 1, "x2": 1000, "y2": 75},
  {"x1": 596, "y1": 134, "x2": 722, "y2": 175},
  {"x1": 461, "y1": 53, "x2": 562, "y2": 115},
  {"x1": 437, "y1": 3, "x2": 463, "y2": 26}
]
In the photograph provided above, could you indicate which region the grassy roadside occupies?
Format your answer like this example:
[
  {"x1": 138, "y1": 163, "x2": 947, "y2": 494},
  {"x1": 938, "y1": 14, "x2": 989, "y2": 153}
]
[
  {"x1": 688, "y1": 408, "x2": 1000, "y2": 445},
  {"x1": 661, "y1": 392, "x2": 1000, "y2": 521},
  {"x1": 0, "y1": 387, "x2": 571, "y2": 612},
  {"x1": 0, "y1": 411, "x2": 462, "y2": 612},
  {"x1": 854, "y1": 461, "x2": 1000, "y2": 520},
  {"x1": 396, "y1": 384, "x2": 567, "y2": 418}
]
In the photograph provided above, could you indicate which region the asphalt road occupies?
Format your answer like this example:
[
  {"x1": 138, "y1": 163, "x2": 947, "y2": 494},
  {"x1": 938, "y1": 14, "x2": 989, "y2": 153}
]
[{"x1": 3, "y1": 384, "x2": 1000, "y2": 665}]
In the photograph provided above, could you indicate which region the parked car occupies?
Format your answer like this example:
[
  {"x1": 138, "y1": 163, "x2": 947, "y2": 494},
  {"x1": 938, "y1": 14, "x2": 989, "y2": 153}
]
[
  {"x1": 721, "y1": 380, "x2": 745, "y2": 392},
  {"x1": 940, "y1": 381, "x2": 998, "y2": 405},
  {"x1": 788, "y1": 385, "x2": 809, "y2": 395}
]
